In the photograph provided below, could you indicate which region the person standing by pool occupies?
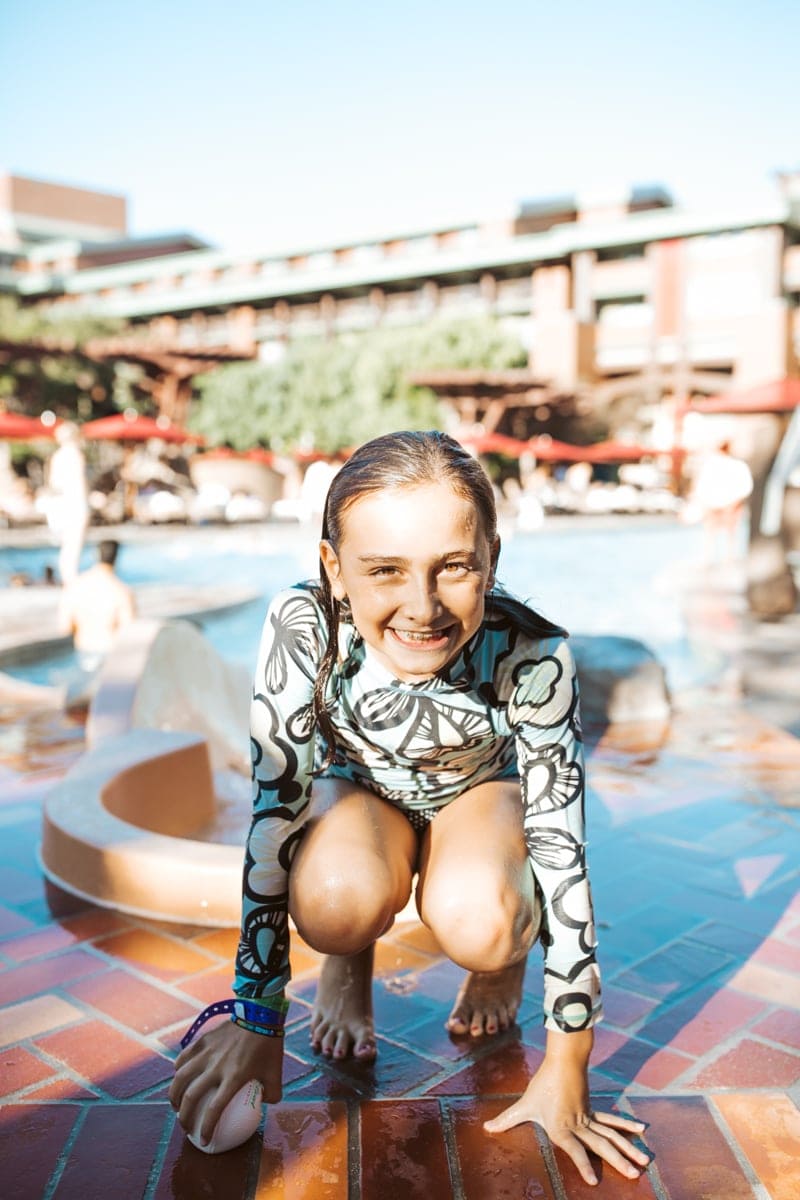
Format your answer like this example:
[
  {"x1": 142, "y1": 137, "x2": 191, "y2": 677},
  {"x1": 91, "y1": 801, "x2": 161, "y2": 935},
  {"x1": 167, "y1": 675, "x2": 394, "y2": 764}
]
[
  {"x1": 684, "y1": 440, "x2": 754, "y2": 564},
  {"x1": 58, "y1": 538, "x2": 136, "y2": 672},
  {"x1": 45, "y1": 421, "x2": 90, "y2": 585},
  {"x1": 170, "y1": 430, "x2": 648, "y2": 1186}
]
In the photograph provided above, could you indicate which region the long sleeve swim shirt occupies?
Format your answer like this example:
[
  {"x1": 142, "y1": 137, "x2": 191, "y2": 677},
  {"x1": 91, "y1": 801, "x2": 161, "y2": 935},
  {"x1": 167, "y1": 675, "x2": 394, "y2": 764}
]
[{"x1": 234, "y1": 584, "x2": 602, "y2": 1033}]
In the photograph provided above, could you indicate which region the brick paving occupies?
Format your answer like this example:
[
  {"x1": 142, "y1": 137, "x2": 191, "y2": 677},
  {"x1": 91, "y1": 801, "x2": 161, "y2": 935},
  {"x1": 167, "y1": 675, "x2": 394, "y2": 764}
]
[{"x1": 0, "y1": 578, "x2": 799, "y2": 1196}]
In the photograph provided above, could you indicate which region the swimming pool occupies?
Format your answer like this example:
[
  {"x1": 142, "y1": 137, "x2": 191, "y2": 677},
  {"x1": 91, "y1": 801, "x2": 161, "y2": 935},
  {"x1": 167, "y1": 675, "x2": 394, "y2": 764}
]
[{"x1": 0, "y1": 517, "x2": 711, "y2": 690}]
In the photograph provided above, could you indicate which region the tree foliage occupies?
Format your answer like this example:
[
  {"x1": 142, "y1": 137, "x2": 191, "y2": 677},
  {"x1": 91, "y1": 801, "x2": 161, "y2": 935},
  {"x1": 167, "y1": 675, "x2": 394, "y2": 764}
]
[
  {"x1": 189, "y1": 316, "x2": 528, "y2": 452},
  {"x1": 0, "y1": 296, "x2": 123, "y2": 418}
]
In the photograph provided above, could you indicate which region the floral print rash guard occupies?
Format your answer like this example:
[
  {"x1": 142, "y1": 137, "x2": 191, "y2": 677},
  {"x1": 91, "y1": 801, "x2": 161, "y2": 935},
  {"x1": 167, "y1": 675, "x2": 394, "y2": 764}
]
[{"x1": 234, "y1": 583, "x2": 602, "y2": 1033}]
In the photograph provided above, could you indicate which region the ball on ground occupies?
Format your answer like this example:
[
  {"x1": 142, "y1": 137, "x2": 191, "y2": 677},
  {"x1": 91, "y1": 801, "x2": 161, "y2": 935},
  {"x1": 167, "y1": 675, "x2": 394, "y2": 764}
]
[{"x1": 188, "y1": 1079, "x2": 264, "y2": 1154}]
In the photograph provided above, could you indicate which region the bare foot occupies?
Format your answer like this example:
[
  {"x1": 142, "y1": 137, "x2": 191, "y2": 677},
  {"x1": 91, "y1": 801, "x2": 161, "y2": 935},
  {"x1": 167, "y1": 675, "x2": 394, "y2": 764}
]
[
  {"x1": 446, "y1": 960, "x2": 526, "y2": 1037},
  {"x1": 310, "y1": 945, "x2": 377, "y2": 1061}
]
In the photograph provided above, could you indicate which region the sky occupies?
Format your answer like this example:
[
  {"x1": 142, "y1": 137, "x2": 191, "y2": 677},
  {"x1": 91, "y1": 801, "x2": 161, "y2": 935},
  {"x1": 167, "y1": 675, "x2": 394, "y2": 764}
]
[{"x1": 0, "y1": 0, "x2": 797, "y2": 255}]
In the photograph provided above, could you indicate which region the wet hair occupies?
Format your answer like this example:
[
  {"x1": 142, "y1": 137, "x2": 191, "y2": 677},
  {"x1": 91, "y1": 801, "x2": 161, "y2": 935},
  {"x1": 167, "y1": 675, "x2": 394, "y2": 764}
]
[
  {"x1": 98, "y1": 539, "x2": 119, "y2": 566},
  {"x1": 312, "y1": 429, "x2": 566, "y2": 767}
]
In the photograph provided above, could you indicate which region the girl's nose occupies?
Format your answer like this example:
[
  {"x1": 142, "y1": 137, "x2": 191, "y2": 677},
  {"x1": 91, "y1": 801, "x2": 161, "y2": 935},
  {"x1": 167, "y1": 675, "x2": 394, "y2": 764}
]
[{"x1": 403, "y1": 574, "x2": 442, "y2": 622}]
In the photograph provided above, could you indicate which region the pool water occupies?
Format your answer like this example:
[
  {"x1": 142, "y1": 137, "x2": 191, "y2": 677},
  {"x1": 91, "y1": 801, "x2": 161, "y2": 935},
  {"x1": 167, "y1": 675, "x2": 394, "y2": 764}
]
[{"x1": 1, "y1": 518, "x2": 712, "y2": 691}]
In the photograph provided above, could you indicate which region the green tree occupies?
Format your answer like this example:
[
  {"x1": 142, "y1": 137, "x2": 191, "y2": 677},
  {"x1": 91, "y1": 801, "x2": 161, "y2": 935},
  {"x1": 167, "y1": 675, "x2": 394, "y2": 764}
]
[
  {"x1": 0, "y1": 296, "x2": 123, "y2": 418},
  {"x1": 189, "y1": 316, "x2": 527, "y2": 451}
]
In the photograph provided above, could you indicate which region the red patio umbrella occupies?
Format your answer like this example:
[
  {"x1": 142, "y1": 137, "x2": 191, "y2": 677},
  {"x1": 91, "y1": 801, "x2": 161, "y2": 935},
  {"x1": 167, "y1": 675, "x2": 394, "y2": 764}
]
[
  {"x1": 526, "y1": 436, "x2": 590, "y2": 463},
  {"x1": 196, "y1": 446, "x2": 276, "y2": 465},
  {"x1": 524, "y1": 436, "x2": 654, "y2": 463},
  {"x1": 458, "y1": 431, "x2": 531, "y2": 457},
  {"x1": 691, "y1": 378, "x2": 800, "y2": 415},
  {"x1": 578, "y1": 439, "x2": 654, "y2": 464},
  {"x1": 0, "y1": 412, "x2": 57, "y2": 440},
  {"x1": 80, "y1": 413, "x2": 205, "y2": 444}
]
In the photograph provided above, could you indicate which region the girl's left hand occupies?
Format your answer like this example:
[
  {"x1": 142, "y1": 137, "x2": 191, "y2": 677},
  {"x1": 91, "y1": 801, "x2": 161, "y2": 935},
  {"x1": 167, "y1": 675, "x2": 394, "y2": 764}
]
[{"x1": 483, "y1": 1056, "x2": 649, "y2": 1186}]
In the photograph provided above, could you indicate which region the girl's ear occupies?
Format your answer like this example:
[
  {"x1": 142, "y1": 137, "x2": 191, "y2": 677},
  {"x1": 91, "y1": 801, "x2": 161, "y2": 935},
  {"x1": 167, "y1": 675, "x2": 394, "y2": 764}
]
[{"x1": 319, "y1": 540, "x2": 347, "y2": 600}]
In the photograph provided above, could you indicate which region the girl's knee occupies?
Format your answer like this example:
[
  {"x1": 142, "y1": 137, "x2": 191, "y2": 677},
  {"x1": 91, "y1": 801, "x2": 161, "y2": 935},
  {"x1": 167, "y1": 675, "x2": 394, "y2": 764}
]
[
  {"x1": 291, "y1": 860, "x2": 411, "y2": 954},
  {"x1": 420, "y1": 871, "x2": 536, "y2": 970}
]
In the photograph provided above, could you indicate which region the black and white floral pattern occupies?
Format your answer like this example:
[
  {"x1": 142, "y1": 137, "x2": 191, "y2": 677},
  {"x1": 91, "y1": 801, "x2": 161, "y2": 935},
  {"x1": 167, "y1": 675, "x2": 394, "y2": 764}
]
[{"x1": 236, "y1": 584, "x2": 601, "y2": 1032}]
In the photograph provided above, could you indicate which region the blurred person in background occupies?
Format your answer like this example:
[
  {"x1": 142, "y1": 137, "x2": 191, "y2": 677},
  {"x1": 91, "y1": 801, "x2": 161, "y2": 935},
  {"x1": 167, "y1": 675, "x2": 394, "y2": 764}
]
[
  {"x1": 684, "y1": 440, "x2": 754, "y2": 564},
  {"x1": 45, "y1": 421, "x2": 90, "y2": 584},
  {"x1": 58, "y1": 538, "x2": 136, "y2": 673}
]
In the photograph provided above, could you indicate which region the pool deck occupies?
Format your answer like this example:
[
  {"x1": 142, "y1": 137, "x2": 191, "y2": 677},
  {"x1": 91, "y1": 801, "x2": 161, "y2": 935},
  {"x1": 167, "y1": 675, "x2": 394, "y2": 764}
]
[{"x1": 0, "y1": 537, "x2": 799, "y2": 1199}]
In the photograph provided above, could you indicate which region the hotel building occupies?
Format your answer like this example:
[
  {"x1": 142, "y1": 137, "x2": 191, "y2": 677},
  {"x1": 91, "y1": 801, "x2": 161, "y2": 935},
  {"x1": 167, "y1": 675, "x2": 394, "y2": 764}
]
[{"x1": 2, "y1": 171, "x2": 799, "y2": 432}]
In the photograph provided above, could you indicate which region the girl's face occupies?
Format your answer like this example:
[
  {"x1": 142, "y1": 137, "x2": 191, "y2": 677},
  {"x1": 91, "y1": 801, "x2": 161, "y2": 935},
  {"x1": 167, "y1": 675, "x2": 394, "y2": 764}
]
[{"x1": 320, "y1": 481, "x2": 498, "y2": 683}]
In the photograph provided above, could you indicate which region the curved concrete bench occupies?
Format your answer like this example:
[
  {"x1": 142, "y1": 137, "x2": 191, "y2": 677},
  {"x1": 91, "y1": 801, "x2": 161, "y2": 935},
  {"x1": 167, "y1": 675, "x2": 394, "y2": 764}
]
[{"x1": 40, "y1": 728, "x2": 243, "y2": 925}]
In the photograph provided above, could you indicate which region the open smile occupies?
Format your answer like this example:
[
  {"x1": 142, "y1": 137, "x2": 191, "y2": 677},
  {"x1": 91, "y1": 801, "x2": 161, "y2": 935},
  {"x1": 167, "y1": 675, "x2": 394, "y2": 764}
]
[{"x1": 388, "y1": 627, "x2": 453, "y2": 649}]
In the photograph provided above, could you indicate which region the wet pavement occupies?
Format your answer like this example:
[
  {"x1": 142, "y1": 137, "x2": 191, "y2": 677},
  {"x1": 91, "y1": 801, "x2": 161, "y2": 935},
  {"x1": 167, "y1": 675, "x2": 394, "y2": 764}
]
[{"x1": 0, "y1": 542, "x2": 798, "y2": 1199}]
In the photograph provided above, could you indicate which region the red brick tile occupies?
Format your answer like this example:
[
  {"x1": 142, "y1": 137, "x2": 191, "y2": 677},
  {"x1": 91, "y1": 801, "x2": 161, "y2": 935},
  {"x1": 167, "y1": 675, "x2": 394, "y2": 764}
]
[
  {"x1": 60, "y1": 908, "x2": 132, "y2": 940},
  {"x1": 600, "y1": 984, "x2": 658, "y2": 1029},
  {"x1": 730, "y1": 960, "x2": 800, "y2": 1008},
  {"x1": 751, "y1": 1007, "x2": 800, "y2": 1051},
  {"x1": 0, "y1": 924, "x2": 78, "y2": 961},
  {"x1": 0, "y1": 903, "x2": 36, "y2": 938},
  {"x1": 584, "y1": 1034, "x2": 694, "y2": 1089},
  {"x1": 412, "y1": 958, "x2": 466, "y2": 1003},
  {"x1": 191, "y1": 926, "x2": 239, "y2": 959},
  {"x1": 687, "y1": 1037, "x2": 800, "y2": 1088},
  {"x1": 668, "y1": 989, "x2": 765, "y2": 1056},
  {"x1": 371, "y1": 979, "x2": 443, "y2": 1033},
  {"x1": 36, "y1": 1018, "x2": 174, "y2": 1099},
  {"x1": 714, "y1": 1092, "x2": 800, "y2": 1200},
  {"x1": 0, "y1": 948, "x2": 105, "y2": 1006},
  {"x1": 157, "y1": 1015, "x2": 224, "y2": 1059},
  {"x1": 592, "y1": 1026, "x2": 630, "y2": 1065},
  {"x1": 256, "y1": 1101, "x2": 348, "y2": 1198},
  {"x1": 24, "y1": 1075, "x2": 99, "y2": 1100},
  {"x1": 751, "y1": 936, "x2": 800, "y2": 974},
  {"x1": 551, "y1": 1141, "x2": 658, "y2": 1198},
  {"x1": 176, "y1": 964, "x2": 234, "y2": 1004},
  {"x1": 393, "y1": 1010, "x2": 479, "y2": 1063},
  {"x1": 632, "y1": 1046, "x2": 695, "y2": 1090},
  {"x1": 0, "y1": 993, "x2": 84, "y2": 1045},
  {"x1": 361, "y1": 1099, "x2": 450, "y2": 1200},
  {"x1": 0, "y1": 1103, "x2": 79, "y2": 1200},
  {"x1": 629, "y1": 1096, "x2": 765, "y2": 1200},
  {"x1": 153, "y1": 1112, "x2": 263, "y2": 1200},
  {"x1": 373, "y1": 941, "x2": 433, "y2": 975},
  {"x1": 50, "y1": 1104, "x2": 167, "y2": 1199},
  {"x1": 66, "y1": 968, "x2": 199, "y2": 1035},
  {"x1": 427, "y1": 1039, "x2": 543, "y2": 1096},
  {"x1": 449, "y1": 1096, "x2": 557, "y2": 1199},
  {"x1": 282, "y1": 1050, "x2": 316, "y2": 1087},
  {"x1": 94, "y1": 928, "x2": 216, "y2": 980},
  {"x1": 615, "y1": 940, "x2": 733, "y2": 1002},
  {"x1": 0, "y1": 1045, "x2": 57, "y2": 1095},
  {"x1": 290, "y1": 1037, "x2": 440, "y2": 1100}
]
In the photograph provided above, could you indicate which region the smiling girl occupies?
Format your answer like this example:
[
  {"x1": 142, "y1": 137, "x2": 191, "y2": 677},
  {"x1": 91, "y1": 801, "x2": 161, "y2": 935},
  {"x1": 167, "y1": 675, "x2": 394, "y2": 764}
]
[{"x1": 170, "y1": 430, "x2": 648, "y2": 1185}]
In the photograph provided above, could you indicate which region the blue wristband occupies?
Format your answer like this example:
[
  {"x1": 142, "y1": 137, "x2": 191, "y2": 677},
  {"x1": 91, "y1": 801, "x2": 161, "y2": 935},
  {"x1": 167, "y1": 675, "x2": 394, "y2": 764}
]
[{"x1": 180, "y1": 997, "x2": 287, "y2": 1049}]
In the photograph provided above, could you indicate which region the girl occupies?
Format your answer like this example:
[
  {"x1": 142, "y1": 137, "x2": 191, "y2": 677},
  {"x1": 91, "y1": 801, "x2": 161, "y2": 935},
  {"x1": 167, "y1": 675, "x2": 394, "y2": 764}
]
[{"x1": 170, "y1": 430, "x2": 648, "y2": 1185}]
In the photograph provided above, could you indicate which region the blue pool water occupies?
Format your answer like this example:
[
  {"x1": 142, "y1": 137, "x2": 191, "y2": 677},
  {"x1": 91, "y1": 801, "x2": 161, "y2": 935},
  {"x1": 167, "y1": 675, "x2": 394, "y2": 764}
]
[{"x1": 1, "y1": 518, "x2": 710, "y2": 690}]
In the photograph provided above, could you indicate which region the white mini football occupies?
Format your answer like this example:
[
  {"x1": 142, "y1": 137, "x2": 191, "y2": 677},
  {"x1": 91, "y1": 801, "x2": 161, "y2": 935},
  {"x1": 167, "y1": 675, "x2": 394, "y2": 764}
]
[{"x1": 188, "y1": 1079, "x2": 264, "y2": 1154}]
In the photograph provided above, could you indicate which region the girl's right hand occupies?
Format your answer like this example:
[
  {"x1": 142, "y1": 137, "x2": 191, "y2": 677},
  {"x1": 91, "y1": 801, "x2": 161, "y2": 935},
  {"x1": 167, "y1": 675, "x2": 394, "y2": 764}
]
[{"x1": 169, "y1": 1020, "x2": 284, "y2": 1149}]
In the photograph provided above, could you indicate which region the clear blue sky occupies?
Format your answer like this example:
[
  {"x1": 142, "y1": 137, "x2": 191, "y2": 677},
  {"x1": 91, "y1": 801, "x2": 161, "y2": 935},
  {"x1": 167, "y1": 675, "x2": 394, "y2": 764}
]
[{"x1": 0, "y1": 0, "x2": 797, "y2": 253}]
